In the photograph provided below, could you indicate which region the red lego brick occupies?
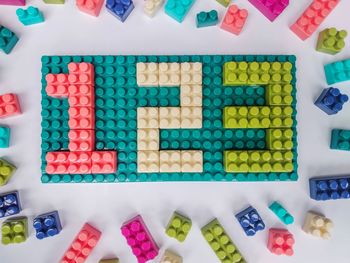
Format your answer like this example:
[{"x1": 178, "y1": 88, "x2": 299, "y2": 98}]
[
  {"x1": 68, "y1": 129, "x2": 95, "y2": 151},
  {"x1": 68, "y1": 84, "x2": 95, "y2": 107},
  {"x1": 68, "y1": 62, "x2": 94, "y2": 85},
  {"x1": 68, "y1": 106, "x2": 95, "y2": 130},
  {"x1": 267, "y1": 228, "x2": 295, "y2": 256},
  {"x1": 220, "y1": 4, "x2": 248, "y2": 35},
  {"x1": 45, "y1": 73, "x2": 70, "y2": 98},
  {"x1": 0, "y1": 93, "x2": 21, "y2": 118},
  {"x1": 45, "y1": 151, "x2": 92, "y2": 174},
  {"x1": 60, "y1": 223, "x2": 101, "y2": 263},
  {"x1": 91, "y1": 151, "x2": 117, "y2": 173},
  {"x1": 76, "y1": 0, "x2": 104, "y2": 17}
]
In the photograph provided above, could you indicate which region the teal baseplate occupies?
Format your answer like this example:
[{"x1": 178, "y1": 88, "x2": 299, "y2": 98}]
[{"x1": 41, "y1": 55, "x2": 298, "y2": 183}]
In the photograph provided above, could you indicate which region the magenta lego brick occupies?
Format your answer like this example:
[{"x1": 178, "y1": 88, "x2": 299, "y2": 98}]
[
  {"x1": 310, "y1": 175, "x2": 350, "y2": 201},
  {"x1": 0, "y1": 0, "x2": 25, "y2": 5},
  {"x1": 248, "y1": 0, "x2": 289, "y2": 22}
]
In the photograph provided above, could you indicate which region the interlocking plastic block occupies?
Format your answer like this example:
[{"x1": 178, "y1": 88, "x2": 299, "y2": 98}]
[
  {"x1": 216, "y1": 0, "x2": 230, "y2": 8},
  {"x1": 165, "y1": 211, "x2": 192, "y2": 242},
  {"x1": 330, "y1": 129, "x2": 350, "y2": 151},
  {"x1": 180, "y1": 107, "x2": 202, "y2": 128},
  {"x1": 316, "y1": 28, "x2": 347, "y2": 55},
  {"x1": 33, "y1": 210, "x2": 62, "y2": 239},
  {"x1": 43, "y1": 0, "x2": 65, "y2": 4},
  {"x1": 266, "y1": 84, "x2": 293, "y2": 106},
  {"x1": 0, "y1": 191, "x2": 21, "y2": 218},
  {"x1": 68, "y1": 106, "x2": 95, "y2": 129},
  {"x1": 269, "y1": 201, "x2": 294, "y2": 225},
  {"x1": 99, "y1": 258, "x2": 119, "y2": 263},
  {"x1": 144, "y1": 0, "x2": 164, "y2": 17},
  {"x1": 16, "y1": 6, "x2": 45, "y2": 26},
  {"x1": 121, "y1": 215, "x2": 159, "y2": 262},
  {"x1": 221, "y1": 5, "x2": 248, "y2": 35},
  {"x1": 160, "y1": 250, "x2": 182, "y2": 263},
  {"x1": 91, "y1": 151, "x2": 117, "y2": 173},
  {"x1": 0, "y1": 0, "x2": 25, "y2": 5},
  {"x1": 235, "y1": 206, "x2": 265, "y2": 236},
  {"x1": 290, "y1": 0, "x2": 340, "y2": 41},
  {"x1": 314, "y1": 87, "x2": 348, "y2": 115},
  {"x1": 137, "y1": 128, "x2": 159, "y2": 150},
  {"x1": 224, "y1": 106, "x2": 271, "y2": 129},
  {"x1": 180, "y1": 85, "x2": 202, "y2": 107},
  {"x1": 324, "y1": 59, "x2": 350, "y2": 85},
  {"x1": 302, "y1": 211, "x2": 333, "y2": 239},
  {"x1": 138, "y1": 107, "x2": 159, "y2": 128},
  {"x1": 181, "y1": 150, "x2": 203, "y2": 172},
  {"x1": 0, "y1": 93, "x2": 21, "y2": 118},
  {"x1": 196, "y1": 10, "x2": 219, "y2": 28},
  {"x1": 137, "y1": 62, "x2": 159, "y2": 87},
  {"x1": 164, "y1": 0, "x2": 195, "y2": 23},
  {"x1": 137, "y1": 150, "x2": 160, "y2": 173},
  {"x1": 0, "y1": 126, "x2": 10, "y2": 148},
  {"x1": 0, "y1": 158, "x2": 16, "y2": 186},
  {"x1": 76, "y1": 0, "x2": 104, "y2": 17},
  {"x1": 309, "y1": 175, "x2": 350, "y2": 201},
  {"x1": 248, "y1": 0, "x2": 289, "y2": 22},
  {"x1": 46, "y1": 151, "x2": 92, "y2": 174},
  {"x1": 159, "y1": 62, "x2": 180, "y2": 86},
  {"x1": 267, "y1": 129, "x2": 293, "y2": 150},
  {"x1": 68, "y1": 129, "x2": 95, "y2": 151},
  {"x1": 159, "y1": 107, "x2": 181, "y2": 129},
  {"x1": 0, "y1": 25, "x2": 19, "y2": 54},
  {"x1": 68, "y1": 84, "x2": 95, "y2": 107},
  {"x1": 160, "y1": 150, "x2": 181, "y2": 172},
  {"x1": 106, "y1": 0, "x2": 134, "y2": 22},
  {"x1": 181, "y1": 62, "x2": 202, "y2": 85},
  {"x1": 267, "y1": 228, "x2": 294, "y2": 256},
  {"x1": 60, "y1": 223, "x2": 101, "y2": 263},
  {"x1": 68, "y1": 62, "x2": 95, "y2": 85},
  {"x1": 202, "y1": 218, "x2": 246, "y2": 263},
  {"x1": 45, "y1": 73, "x2": 70, "y2": 98},
  {"x1": 1, "y1": 217, "x2": 28, "y2": 245}
]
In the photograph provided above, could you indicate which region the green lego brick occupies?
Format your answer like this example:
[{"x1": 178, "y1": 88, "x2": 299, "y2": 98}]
[
  {"x1": 165, "y1": 211, "x2": 192, "y2": 242},
  {"x1": 99, "y1": 258, "x2": 119, "y2": 263},
  {"x1": 324, "y1": 59, "x2": 350, "y2": 85},
  {"x1": 0, "y1": 158, "x2": 16, "y2": 186},
  {"x1": 316, "y1": 28, "x2": 347, "y2": 55},
  {"x1": 266, "y1": 129, "x2": 294, "y2": 150},
  {"x1": 330, "y1": 129, "x2": 350, "y2": 151},
  {"x1": 0, "y1": 126, "x2": 10, "y2": 148},
  {"x1": 196, "y1": 10, "x2": 219, "y2": 28},
  {"x1": 16, "y1": 6, "x2": 45, "y2": 26},
  {"x1": 269, "y1": 201, "x2": 294, "y2": 225},
  {"x1": 164, "y1": 0, "x2": 195, "y2": 23},
  {"x1": 216, "y1": 0, "x2": 230, "y2": 7},
  {"x1": 266, "y1": 84, "x2": 294, "y2": 106},
  {"x1": 0, "y1": 25, "x2": 19, "y2": 55},
  {"x1": 43, "y1": 0, "x2": 65, "y2": 4},
  {"x1": 1, "y1": 217, "x2": 28, "y2": 245},
  {"x1": 201, "y1": 218, "x2": 246, "y2": 263}
]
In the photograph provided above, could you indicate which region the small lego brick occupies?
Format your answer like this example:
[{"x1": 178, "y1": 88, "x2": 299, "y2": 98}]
[
  {"x1": 267, "y1": 228, "x2": 294, "y2": 256},
  {"x1": 0, "y1": 126, "x2": 10, "y2": 148},
  {"x1": 0, "y1": 158, "x2": 16, "y2": 186},
  {"x1": 235, "y1": 206, "x2": 265, "y2": 236},
  {"x1": 180, "y1": 62, "x2": 202, "y2": 85},
  {"x1": 221, "y1": 5, "x2": 248, "y2": 35},
  {"x1": 314, "y1": 87, "x2": 348, "y2": 115},
  {"x1": 0, "y1": 0, "x2": 25, "y2": 5},
  {"x1": 91, "y1": 151, "x2": 117, "y2": 173},
  {"x1": 160, "y1": 150, "x2": 181, "y2": 172},
  {"x1": 16, "y1": 6, "x2": 45, "y2": 26},
  {"x1": 33, "y1": 210, "x2": 62, "y2": 239},
  {"x1": 266, "y1": 84, "x2": 293, "y2": 105},
  {"x1": 309, "y1": 175, "x2": 350, "y2": 201},
  {"x1": 43, "y1": 0, "x2": 65, "y2": 4},
  {"x1": 59, "y1": 223, "x2": 101, "y2": 263},
  {"x1": 1, "y1": 217, "x2": 28, "y2": 245},
  {"x1": 68, "y1": 63, "x2": 95, "y2": 85},
  {"x1": 180, "y1": 107, "x2": 202, "y2": 128},
  {"x1": 248, "y1": 0, "x2": 289, "y2": 22},
  {"x1": 137, "y1": 150, "x2": 160, "y2": 173},
  {"x1": 45, "y1": 73, "x2": 70, "y2": 98},
  {"x1": 164, "y1": 0, "x2": 195, "y2": 23},
  {"x1": 99, "y1": 258, "x2": 119, "y2": 263},
  {"x1": 324, "y1": 59, "x2": 350, "y2": 85},
  {"x1": 302, "y1": 211, "x2": 333, "y2": 239},
  {"x1": 159, "y1": 62, "x2": 180, "y2": 87},
  {"x1": 181, "y1": 150, "x2": 203, "y2": 173},
  {"x1": 165, "y1": 211, "x2": 192, "y2": 242},
  {"x1": 202, "y1": 218, "x2": 246, "y2": 263},
  {"x1": 76, "y1": 0, "x2": 104, "y2": 17},
  {"x1": 267, "y1": 129, "x2": 294, "y2": 150},
  {"x1": 45, "y1": 151, "x2": 92, "y2": 174},
  {"x1": 316, "y1": 28, "x2": 347, "y2": 55},
  {"x1": 137, "y1": 107, "x2": 159, "y2": 128},
  {"x1": 159, "y1": 107, "x2": 181, "y2": 129},
  {"x1": 223, "y1": 106, "x2": 271, "y2": 129},
  {"x1": 68, "y1": 129, "x2": 95, "y2": 151},
  {"x1": 144, "y1": 0, "x2": 164, "y2": 18},
  {"x1": 290, "y1": 0, "x2": 340, "y2": 41},
  {"x1": 180, "y1": 85, "x2": 202, "y2": 107},
  {"x1": 68, "y1": 106, "x2": 95, "y2": 129},
  {"x1": 196, "y1": 10, "x2": 219, "y2": 28},
  {"x1": 0, "y1": 93, "x2": 21, "y2": 118},
  {"x1": 269, "y1": 201, "x2": 294, "y2": 225},
  {"x1": 106, "y1": 0, "x2": 134, "y2": 22},
  {"x1": 137, "y1": 128, "x2": 160, "y2": 150},
  {"x1": 68, "y1": 84, "x2": 95, "y2": 107},
  {"x1": 160, "y1": 250, "x2": 182, "y2": 263},
  {"x1": 137, "y1": 62, "x2": 159, "y2": 87},
  {"x1": 216, "y1": 0, "x2": 230, "y2": 8},
  {"x1": 0, "y1": 191, "x2": 21, "y2": 218},
  {"x1": 270, "y1": 106, "x2": 294, "y2": 128},
  {"x1": 121, "y1": 215, "x2": 159, "y2": 262},
  {"x1": 330, "y1": 129, "x2": 350, "y2": 151},
  {"x1": 0, "y1": 25, "x2": 19, "y2": 54}
]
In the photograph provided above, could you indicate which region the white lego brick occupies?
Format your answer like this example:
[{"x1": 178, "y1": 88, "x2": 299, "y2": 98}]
[
  {"x1": 181, "y1": 150, "x2": 203, "y2": 173},
  {"x1": 160, "y1": 250, "x2": 183, "y2": 263},
  {"x1": 159, "y1": 62, "x2": 181, "y2": 86},
  {"x1": 144, "y1": 0, "x2": 164, "y2": 17},
  {"x1": 302, "y1": 211, "x2": 333, "y2": 239},
  {"x1": 180, "y1": 85, "x2": 202, "y2": 107},
  {"x1": 159, "y1": 151, "x2": 181, "y2": 173},
  {"x1": 137, "y1": 128, "x2": 159, "y2": 150},
  {"x1": 181, "y1": 62, "x2": 202, "y2": 85},
  {"x1": 159, "y1": 107, "x2": 181, "y2": 129},
  {"x1": 137, "y1": 107, "x2": 159, "y2": 128},
  {"x1": 181, "y1": 107, "x2": 202, "y2": 128},
  {"x1": 137, "y1": 150, "x2": 160, "y2": 173},
  {"x1": 136, "y1": 62, "x2": 159, "y2": 87}
]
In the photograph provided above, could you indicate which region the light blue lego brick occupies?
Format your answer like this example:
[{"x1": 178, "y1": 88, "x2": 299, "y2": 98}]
[
  {"x1": 16, "y1": 6, "x2": 45, "y2": 26},
  {"x1": 0, "y1": 126, "x2": 10, "y2": 148},
  {"x1": 0, "y1": 25, "x2": 19, "y2": 54},
  {"x1": 235, "y1": 206, "x2": 265, "y2": 236},
  {"x1": 165, "y1": 0, "x2": 195, "y2": 23},
  {"x1": 0, "y1": 191, "x2": 21, "y2": 218},
  {"x1": 324, "y1": 59, "x2": 350, "y2": 85},
  {"x1": 33, "y1": 210, "x2": 62, "y2": 239},
  {"x1": 314, "y1": 87, "x2": 348, "y2": 115},
  {"x1": 309, "y1": 175, "x2": 350, "y2": 201},
  {"x1": 106, "y1": 0, "x2": 134, "y2": 22},
  {"x1": 269, "y1": 201, "x2": 294, "y2": 225}
]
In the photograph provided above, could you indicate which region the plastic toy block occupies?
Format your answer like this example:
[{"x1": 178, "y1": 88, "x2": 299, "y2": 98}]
[
  {"x1": 68, "y1": 85, "x2": 95, "y2": 108},
  {"x1": 267, "y1": 228, "x2": 294, "y2": 256},
  {"x1": 0, "y1": 25, "x2": 19, "y2": 54},
  {"x1": 160, "y1": 250, "x2": 182, "y2": 263},
  {"x1": 223, "y1": 106, "x2": 271, "y2": 129},
  {"x1": 164, "y1": 0, "x2": 195, "y2": 23},
  {"x1": 68, "y1": 106, "x2": 95, "y2": 129},
  {"x1": 43, "y1": 0, "x2": 65, "y2": 4},
  {"x1": 160, "y1": 150, "x2": 181, "y2": 172},
  {"x1": 180, "y1": 107, "x2": 202, "y2": 128},
  {"x1": 76, "y1": 0, "x2": 104, "y2": 17},
  {"x1": 68, "y1": 129, "x2": 95, "y2": 151},
  {"x1": 1, "y1": 217, "x2": 28, "y2": 245},
  {"x1": 0, "y1": 0, "x2": 25, "y2": 5},
  {"x1": 138, "y1": 150, "x2": 160, "y2": 173},
  {"x1": 324, "y1": 59, "x2": 350, "y2": 85},
  {"x1": 180, "y1": 62, "x2": 202, "y2": 85},
  {"x1": 180, "y1": 85, "x2": 202, "y2": 107},
  {"x1": 45, "y1": 74, "x2": 70, "y2": 98},
  {"x1": 216, "y1": 0, "x2": 230, "y2": 8},
  {"x1": 302, "y1": 211, "x2": 333, "y2": 239},
  {"x1": 330, "y1": 129, "x2": 350, "y2": 151},
  {"x1": 137, "y1": 107, "x2": 159, "y2": 128},
  {"x1": 137, "y1": 62, "x2": 159, "y2": 87},
  {"x1": 159, "y1": 107, "x2": 181, "y2": 129},
  {"x1": 235, "y1": 206, "x2": 265, "y2": 236},
  {"x1": 121, "y1": 215, "x2": 159, "y2": 262},
  {"x1": 16, "y1": 6, "x2": 45, "y2": 26},
  {"x1": 159, "y1": 63, "x2": 181, "y2": 87},
  {"x1": 68, "y1": 63, "x2": 95, "y2": 85},
  {"x1": 0, "y1": 93, "x2": 21, "y2": 118},
  {"x1": 45, "y1": 151, "x2": 92, "y2": 174},
  {"x1": 59, "y1": 223, "x2": 101, "y2": 263},
  {"x1": 165, "y1": 211, "x2": 192, "y2": 242},
  {"x1": 201, "y1": 218, "x2": 246, "y2": 263},
  {"x1": 0, "y1": 191, "x2": 21, "y2": 218},
  {"x1": 33, "y1": 210, "x2": 62, "y2": 239},
  {"x1": 266, "y1": 84, "x2": 293, "y2": 105},
  {"x1": 267, "y1": 129, "x2": 293, "y2": 150},
  {"x1": 290, "y1": 0, "x2": 340, "y2": 41},
  {"x1": 0, "y1": 158, "x2": 16, "y2": 186},
  {"x1": 196, "y1": 10, "x2": 219, "y2": 28},
  {"x1": 91, "y1": 151, "x2": 116, "y2": 173},
  {"x1": 144, "y1": 0, "x2": 164, "y2": 17},
  {"x1": 314, "y1": 87, "x2": 348, "y2": 115},
  {"x1": 0, "y1": 126, "x2": 10, "y2": 148},
  {"x1": 99, "y1": 259, "x2": 119, "y2": 263},
  {"x1": 106, "y1": 0, "x2": 134, "y2": 22},
  {"x1": 137, "y1": 128, "x2": 159, "y2": 150},
  {"x1": 221, "y1": 5, "x2": 248, "y2": 35},
  {"x1": 181, "y1": 150, "x2": 203, "y2": 172},
  {"x1": 316, "y1": 28, "x2": 347, "y2": 55},
  {"x1": 269, "y1": 201, "x2": 294, "y2": 225},
  {"x1": 309, "y1": 175, "x2": 350, "y2": 201},
  {"x1": 248, "y1": 0, "x2": 289, "y2": 22}
]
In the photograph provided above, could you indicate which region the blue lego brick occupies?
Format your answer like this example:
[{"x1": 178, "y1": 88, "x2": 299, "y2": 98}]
[
  {"x1": 106, "y1": 0, "x2": 134, "y2": 22},
  {"x1": 165, "y1": 0, "x2": 195, "y2": 23},
  {"x1": 33, "y1": 210, "x2": 62, "y2": 239},
  {"x1": 0, "y1": 25, "x2": 19, "y2": 54},
  {"x1": 0, "y1": 126, "x2": 10, "y2": 148},
  {"x1": 196, "y1": 10, "x2": 219, "y2": 28},
  {"x1": 269, "y1": 201, "x2": 294, "y2": 225},
  {"x1": 314, "y1": 87, "x2": 348, "y2": 115},
  {"x1": 235, "y1": 206, "x2": 265, "y2": 236},
  {"x1": 16, "y1": 6, "x2": 45, "y2": 26},
  {"x1": 309, "y1": 175, "x2": 350, "y2": 201},
  {"x1": 324, "y1": 59, "x2": 350, "y2": 85},
  {"x1": 330, "y1": 129, "x2": 350, "y2": 151},
  {"x1": 0, "y1": 191, "x2": 21, "y2": 218}
]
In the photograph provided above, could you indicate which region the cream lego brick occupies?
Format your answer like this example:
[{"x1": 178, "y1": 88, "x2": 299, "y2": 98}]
[
  {"x1": 302, "y1": 211, "x2": 333, "y2": 239},
  {"x1": 159, "y1": 107, "x2": 181, "y2": 129},
  {"x1": 144, "y1": 0, "x2": 164, "y2": 17},
  {"x1": 159, "y1": 62, "x2": 181, "y2": 86},
  {"x1": 159, "y1": 151, "x2": 181, "y2": 172},
  {"x1": 137, "y1": 107, "x2": 159, "y2": 128},
  {"x1": 181, "y1": 107, "x2": 202, "y2": 128},
  {"x1": 136, "y1": 62, "x2": 159, "y2": 87},
  {"x1": 181, "y1": 62, "x2": 202, "y2": 85},
  {"x1": 137, "y1": 128, "x2": 159, "y2": 150},
  {"x1": 160, "y1": 250, "x2": 183, "y2": 263},
  {"x1": 180, "y1": 85, "x2": 202, "y2": 107},
  {"x1": 181, "y1": 150, "x2": 203, "y2": 172},
  {"x1": 137, "y1": 150, "x2": 160, "y2": 173}
]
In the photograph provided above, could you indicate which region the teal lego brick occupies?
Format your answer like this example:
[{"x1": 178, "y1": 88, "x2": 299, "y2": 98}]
[
  {"x1": 330, "y1": 129, "x2": 350, "y2": 151},
  {"x1": 165, "y1": 0, "x2": 195, "y2": 23},
  {"x1": 0, "y1": 126, "x2": 10, "y2": 148},
  {"x1": 269, "y1": 201, "x2": 294, "y2": 225},
  {"x1": 0, "y1": 25, "x2": 19, "y2": 54},
  {"x1": 16, "y1": 6, "x2": 45, "y2": 26},
  {"x1": 324, "y1": 59, "x2": 350, "y2": 85},
  {"x1": 196, "y1": 10, "x2": 219, "y2": 28}
]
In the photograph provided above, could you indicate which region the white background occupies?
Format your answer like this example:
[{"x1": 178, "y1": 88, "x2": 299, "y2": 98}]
[{"x1": 1, "y1": 0, "x2": 350, "y2": 262}]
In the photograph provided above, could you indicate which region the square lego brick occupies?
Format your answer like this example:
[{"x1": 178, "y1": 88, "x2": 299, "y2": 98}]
[
  {"x1": 16, "y1": 6, "x2": 45, "y2": 26},
  {"x1": 91, "y1": 151, "x2": 117, "y2": 173},
  {"x1": 45, "y1": 73, "x2": 70, "y2": 98},
  {"x1": 68, "y1": 84, "x2": 95, "y2": 107},
  {"x1": 309, "y1": 175, "x2": 350, "y2": 201},
  {"x1": 248, "y1": 0, "x2": 289, "y2": 22},
  {"x1": 180, "y1": 85, "x2": 202, "y2": 107},
  {"x1": 180, "y1": 62, "x2": 202, "y2": 85},
  {"x1": 99, "y1": 258, "x2": 119, "y2": 263},
  {"x1": 1, "y1": 217, "x2": 28, "y2": 245},
  {"x1": 159, "y1": 107, "x2": 181, "y2": 129},
  {"x1": 314, "y1": 87, "x2": 348, "y2": 115},
  {"x1": 164, "y1": 0, "x2": 195, "y2": 23},
  {"x1": 221, "y1": 5, "x2": 248, "y2": 35},
  {"x1": 269, "y1": 201, "x2": 294, "y2": 225},
  {"x1": 160, "y1": 250, "x2": 182, "y2": 263},
  {"x1": 137, "y1": 62, "x2": 159, "y2": 87},
  {"x1": 235, "y1": 206, "x2": 265, "y2": 236},
  {"x1": 0, "y1": 191, "x2": 21, "y2": 218},
  {"x1": 181, "y1": 150, "x2": 203, "y2": 173},
  {"x1": 165, "y1": 211, "x2": 192, "y2": 242},
  {"x1": 137, "y1": 128, "x2": 159, "y2": 150},
  {"x1": 0, "y1": 93, "x2": 21, "y2": 118},
  {"x1": 137, "y1": 150, "x2": 160, "y2": 173},
  {"x1": 159, "y1": 62, "x2": 180, "y2": 86},
  {"x1": 316, "y1": 28, "x2": 347, "y2": 55},
  {"x1": 68, "y1": 62, "x2": 95, "y2": 85},
  {"x1": 302, "y1": 211, "x2": 333, "y2": 239},
  {"x1": 0, "y1": 126, "x2": 10, "y2": 148},
  {"x1": 330, "y1": 129, "x2": 350, "y2": 151},
  {"x1": 266, "y1": 84, "x2": 293, "y2": 105},
  {"x1": 180, "y1": 107, "x2": 202, "y2": 128},
  {"x1": 159, "y1": 150, "x2": 181, "y2": 172},
  {"x1": 0, "y1": 25, "x2": 19, "y2": 54},
  {"x1": 33, "y1": 210, "x2": 62, "y2": 239},
  {"x1": 144, "y1": 0, "x2": 163, "y2": 17},
  {"x1": 68, "y1": 129, "x2": 95, "y2": 151},
  {"x1": 267, "y1": 228, "x2": 294, "y2": 256},
  {"x1": 137, "y1": 107, "x2": 159, "y2": 128},
  {"x1": 76, "y1": 0, "x2": 104, "y2": 17},
  {"x1": 106, "y1": 0, "x2": 134, "y2": 22},
  {"x1": 68, "y1": 106, "x2": 95, "y2": 129},
  {"x1": 0, "y1": 158, "x2": 16, "y2": 186},
  {"x1": 267, "y1": 129, "x2": 294, "y2": 150}
]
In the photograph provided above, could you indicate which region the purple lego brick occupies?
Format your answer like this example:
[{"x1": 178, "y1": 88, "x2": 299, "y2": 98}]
[
  {"x1": 314, "y1": 87, "x2": 348, "y2": 115},
  {"x1": 0, "y1": 0, "x2": 25, "y2": 5},
  {"x1": 0, "y1": 191, "x2": 21, "y2": 218},
  {"x1": 309, "y1": 175, "x2": 350, "y2": 201},
  {"x1": 33, "y1": 210, "x2": 62, "y2": 239},
  {"x1": 106, "y1": 0, "x2": 134, "y2": 22},
  {"x1": 235, "y1": 206, "x2": 265, "y2": 236},
  {"x1": 248, "y1": 0, "x2": 289, "y2": 22}
]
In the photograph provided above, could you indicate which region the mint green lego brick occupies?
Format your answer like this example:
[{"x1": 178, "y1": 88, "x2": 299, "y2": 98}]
[
  {"x1": 216, "y1": 0, "x2": 230, "y2": 7},
  {"x1": 316, "y1": 28, "x2": 347, "y2": 55},
  {"x1": 16, "y1": 6, "x2": 45, "y2": 26},
  {"x1": 201, "y1": 218, "x2": 246, "y2": 263},
  {"x1": 266, "y1": 84, "x2": 294, "y2": 106},
  {"x1": 164, "y1": 0, "x2": 195, "y2": 23},
  {"x1": 165, "y1": 211, "x2": 192, "y2": 242},
  {"x1": 266, "y1": 129, "x2": 294, "y2": 150},
  {"x1": 43, "y1": 0, "x2": 65, "y2": 4},
  {"x1": 324, "y1": 59, "x2": 350, "y2": 85},
  {"x1": 1, "y1": 217, "x2": 28, "y2": 245},
  {"x1": 269, "y1": 201, "x2": 294, "y2": 225},
  {"x1": 196, "y1": 10, "x2": 218, "y2": 28},
  {"x1": 0, "y1": 158, "x2": 16, "y2": 186},
  {"x1": 330, "y1": 129, "x2": 350, "y2": 151},
  {"x1": 0, "y1": 25, "x2": 19, "y2": 55},
  {"x1": 0, "y1": 126, "x2": 10, "y2": 148}
]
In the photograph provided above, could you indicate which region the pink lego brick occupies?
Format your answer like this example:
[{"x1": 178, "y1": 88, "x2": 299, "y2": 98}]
[
  {"x1": 220, "y1": 5, "x2": 248, "y2": 35},
  {"x1": 267, "y1": 228, "x2": 295, "y2": 256},
  {"x1": 91, "y1": 151, "x2": 117, "y2": 173},
  {"x1": 121, "y1": 215, "x2": 159, "y2": 263},
  {"x1": 68, "y1": 129, "x2": 95, "y2": 151},
  {"x1": 76, "y1": 0, "x2": 104, "y2": 17},
  {"x1": 68, "y1": 62, "x2": 95, "y2": 85},
  {"x1": 68, "y1": 84, "x2": 95, "y2": 107},
  {"x1": 0, "y1": 0, "x2": 25, "y2": 6},
  {"x1": 68, "y1": 106, "x2": 95, "y2": 130},
  {"x1": 290, "y1": 0, "x2": 340, "y2": 40},
  {"x1": 0, "y1": 93, "x2": 21, "y2": 118},
  {"x1": 45, "y1": 73, "x2": 70, "y2": 98},
  {"x1": 45, "y1": 151, "x2": 92, "y2": 174},
  {"x1": 248, "y1": 0, "x2": 289, "y2": 22}
]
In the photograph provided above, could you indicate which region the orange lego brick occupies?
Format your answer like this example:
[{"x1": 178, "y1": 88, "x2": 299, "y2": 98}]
[
  {"x1": 68, "y1": 62, "x2": 94, "y2": 85},
  {"x1": 45, "y1": 151, "x2": 92, "y2": 174},
  {"x1": 45, "y1": 73, "x2": 70, "y2": 98},
  {"x1": 0, "y1": 93, "x2": 21, "y2": 118},
  {"x1": 91, "y1": 151, "x2": 117, "y2": 173},
  {"x1": 68, "y1": 129, "x2": 95, "y2": 151},
  {"x1": 76, "y1": 0, "x2": 104, "y2": 17},
  {"x1": 68, "y1": 84, "x2": 95, "y2": 107},
  {"x1": 267, "y1": 228, "x2": 294, "y2": 256},
  {"x1": 68, "y1": 106, "x2": 95, "y2": 130},
  {"x1": 220, "y1": 4, "x2": 248, "y2": 35}
]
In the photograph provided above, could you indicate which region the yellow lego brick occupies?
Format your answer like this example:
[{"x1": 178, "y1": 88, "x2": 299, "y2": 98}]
[
  {"x1": 266, "y1": 84, "x2": 293, "y2": 105},
  {"x1": 165, "y1": 211, "x2": 192, "y2": 242},
  {"x1": 137, "y1": 150, "x2": 160, "y2": 173},
  {"x1": 267, "y1": 129, "x2": 294, "y2": 150},
  {"x1": 0, "y1": 158, "x2": 16, "y2": 186},
  {"x1": 223, "y1": 106, "x2": 271, "y2": 129},
  {"x1": 99, "y1": 258, "x2": 119, "y2": 263},
  {"x1": 270, "y1": 106, "x2": 293, "y2": 128}
]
